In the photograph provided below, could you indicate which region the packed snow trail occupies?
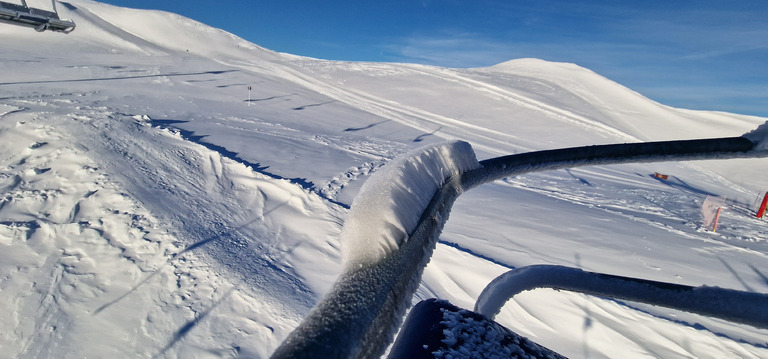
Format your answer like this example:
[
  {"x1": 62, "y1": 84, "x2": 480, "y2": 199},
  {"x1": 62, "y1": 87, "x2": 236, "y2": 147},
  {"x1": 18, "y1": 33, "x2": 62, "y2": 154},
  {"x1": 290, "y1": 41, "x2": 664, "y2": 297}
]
[{"x1": 272, "y1": 128, "x2": 768, "y2": 358}]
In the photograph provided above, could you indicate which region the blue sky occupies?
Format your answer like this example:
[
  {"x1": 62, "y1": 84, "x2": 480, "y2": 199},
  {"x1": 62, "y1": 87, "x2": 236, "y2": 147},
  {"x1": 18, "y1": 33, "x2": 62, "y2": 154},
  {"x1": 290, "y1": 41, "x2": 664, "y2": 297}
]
[{"x1": 99, "y1": 1, "x2": 768, "y2": 117}]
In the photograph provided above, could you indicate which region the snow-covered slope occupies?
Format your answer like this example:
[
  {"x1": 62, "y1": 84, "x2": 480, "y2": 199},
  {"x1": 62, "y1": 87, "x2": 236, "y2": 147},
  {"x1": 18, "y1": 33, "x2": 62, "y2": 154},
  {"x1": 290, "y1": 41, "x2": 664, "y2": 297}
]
[{"x1": 1, "y1": 1, "x2": 766, "y2": 358}]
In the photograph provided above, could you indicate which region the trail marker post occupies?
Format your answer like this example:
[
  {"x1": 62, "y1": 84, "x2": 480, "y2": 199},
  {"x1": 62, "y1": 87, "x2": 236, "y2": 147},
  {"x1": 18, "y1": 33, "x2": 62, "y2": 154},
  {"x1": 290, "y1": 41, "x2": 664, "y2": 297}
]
[
  {"x1": 713, "y1": 207, "x2": 722, "y2": 232},
  {"x1": 701, "y1": 195, "x2": 726, "y2": 231},
  {"x1": 757, "y1": 192, "x2": 768, "y2": 218},
  {"x1": 247, "y1": 86, "x2": 252, "y2": 106}
]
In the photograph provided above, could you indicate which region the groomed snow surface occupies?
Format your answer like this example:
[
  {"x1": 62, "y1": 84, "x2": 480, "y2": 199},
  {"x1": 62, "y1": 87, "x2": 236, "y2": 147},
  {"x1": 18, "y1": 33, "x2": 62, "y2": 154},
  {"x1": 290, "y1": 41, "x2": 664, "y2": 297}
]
[
  {"x1": 1, "y1": 1, "x2": 768, "y2": 358},
  {"x1": 744, "y1": 121, "x2": 768, "y2": 151}
]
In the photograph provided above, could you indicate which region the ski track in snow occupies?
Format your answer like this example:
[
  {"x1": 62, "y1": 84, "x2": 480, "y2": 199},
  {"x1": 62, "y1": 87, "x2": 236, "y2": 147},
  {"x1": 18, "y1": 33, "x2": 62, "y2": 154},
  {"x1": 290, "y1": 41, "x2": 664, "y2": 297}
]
[
  {"x1": 498, "y1": 173, "x2": 768, "y2": 260},
  {"x1": 283, "y1": 60, "x2": 644, "y2": 156},
  {"x1": 61, "y1": 2, "x2": 170, "y2": 55},
  {"x1": 318, "y1": 160, "x2": 385, "y2": 206},
  {"x1": 394, "y1": 64, "x2": 641, "y2": 142},
  {"x1": 224, "y1": 58, "x2": 534, "y2": 156}
]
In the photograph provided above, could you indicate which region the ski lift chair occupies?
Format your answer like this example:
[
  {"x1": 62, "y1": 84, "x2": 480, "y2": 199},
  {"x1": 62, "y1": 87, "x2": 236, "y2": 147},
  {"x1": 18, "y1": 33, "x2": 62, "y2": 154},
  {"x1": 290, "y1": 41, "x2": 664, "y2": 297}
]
[
  {"x1": 0, "y1": 0, "x2": 75, "y2": 33},
  {"x1": 273, "y1": 134, "x2": 768, "y2": 358}
]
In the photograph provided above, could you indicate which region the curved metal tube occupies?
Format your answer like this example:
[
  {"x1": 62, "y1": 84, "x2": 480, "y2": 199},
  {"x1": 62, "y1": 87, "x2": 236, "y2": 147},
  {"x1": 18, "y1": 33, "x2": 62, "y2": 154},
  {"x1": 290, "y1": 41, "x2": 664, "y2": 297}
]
[
  {"x1": 272, "y1": 135, "x2": 766, "y2": 358},
  {"x1": 461, "y1": 136, "x2": 757, "y2": 190},
  {"x1": 272, "y1": 176, "x2": 464, "y2": 358},
  {"x1": 475, "y1": 265, "x2": 768, "y2": 329}
]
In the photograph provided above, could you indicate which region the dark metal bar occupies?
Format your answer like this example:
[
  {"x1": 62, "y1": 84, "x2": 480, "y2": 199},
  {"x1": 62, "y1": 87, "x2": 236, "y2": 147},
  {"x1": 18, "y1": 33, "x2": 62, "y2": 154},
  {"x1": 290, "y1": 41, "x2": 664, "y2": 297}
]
[
  {"x1": 462, "y1": 137, "x2": 756, "y2": 190},
  {"x1": 475, "y1": 265, "x2": 768, "y2": 330}
]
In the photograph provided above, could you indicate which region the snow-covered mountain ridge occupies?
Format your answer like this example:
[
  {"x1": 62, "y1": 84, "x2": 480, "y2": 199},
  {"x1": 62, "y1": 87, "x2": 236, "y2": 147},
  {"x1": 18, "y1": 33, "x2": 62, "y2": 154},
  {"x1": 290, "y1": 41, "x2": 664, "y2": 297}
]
[{"x1": 1, "y1": 1, "x2": 767, "y2": 358}]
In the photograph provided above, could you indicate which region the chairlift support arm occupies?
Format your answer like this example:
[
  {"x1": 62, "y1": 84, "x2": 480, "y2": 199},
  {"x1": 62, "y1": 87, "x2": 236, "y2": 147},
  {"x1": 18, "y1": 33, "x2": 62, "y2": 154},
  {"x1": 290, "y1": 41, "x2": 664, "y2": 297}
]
[
  {"x1": 0, "y1": 0, "x2": 75, "y2": 33},
  {"x1": 475, "y1": 265, "x2": 768, "y2": 330}
]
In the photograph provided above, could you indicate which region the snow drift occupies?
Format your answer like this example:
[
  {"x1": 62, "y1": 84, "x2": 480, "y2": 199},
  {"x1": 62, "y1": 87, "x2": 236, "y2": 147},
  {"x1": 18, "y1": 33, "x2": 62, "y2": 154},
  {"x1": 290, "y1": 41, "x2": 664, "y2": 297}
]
[{"x1": 743, "y1": 120, "x2": 768, "y2": 151}]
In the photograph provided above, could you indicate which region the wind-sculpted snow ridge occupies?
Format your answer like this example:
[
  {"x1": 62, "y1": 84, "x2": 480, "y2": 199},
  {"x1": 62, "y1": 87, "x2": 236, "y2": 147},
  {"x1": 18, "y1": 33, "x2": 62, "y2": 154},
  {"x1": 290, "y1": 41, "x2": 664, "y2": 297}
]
[
  {"x1": 743, "y1": 120, "x2": 768, "y2": 151},
  {"x1": 340, "y1": 141, "x2": 480, "y2": 270}
]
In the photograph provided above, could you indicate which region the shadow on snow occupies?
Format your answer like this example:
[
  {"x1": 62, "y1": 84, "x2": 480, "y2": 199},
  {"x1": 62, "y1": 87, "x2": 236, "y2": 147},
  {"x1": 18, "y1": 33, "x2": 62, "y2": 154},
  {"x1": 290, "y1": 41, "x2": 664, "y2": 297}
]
[{"x1": 149, "y1": 119, "x2": 317, "y2": 191}]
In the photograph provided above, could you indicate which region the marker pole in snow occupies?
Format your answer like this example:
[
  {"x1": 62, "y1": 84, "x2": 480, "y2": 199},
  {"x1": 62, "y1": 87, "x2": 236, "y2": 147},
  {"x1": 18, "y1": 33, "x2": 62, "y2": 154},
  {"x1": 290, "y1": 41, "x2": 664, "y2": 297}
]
[
  {"x1": 713, "y1": 207, "x2": 722, "y2": 232},
  {"x1": 247, "y1": 86, "x2": 252, "y2": 107},
  {"x1": 757, "y1": 192, "x2": 768, "y2": 218}
]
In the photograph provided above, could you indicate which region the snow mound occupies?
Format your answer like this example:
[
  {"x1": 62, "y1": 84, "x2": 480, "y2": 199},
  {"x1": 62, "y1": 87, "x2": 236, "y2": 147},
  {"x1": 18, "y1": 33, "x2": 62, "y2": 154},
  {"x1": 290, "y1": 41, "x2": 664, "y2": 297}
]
[
  {"x1": 340, "y1": 141, "x2": 479, "y2": 269},
  {"x1": 743, "y1": 121, "x2": 768, "y2": 151}
]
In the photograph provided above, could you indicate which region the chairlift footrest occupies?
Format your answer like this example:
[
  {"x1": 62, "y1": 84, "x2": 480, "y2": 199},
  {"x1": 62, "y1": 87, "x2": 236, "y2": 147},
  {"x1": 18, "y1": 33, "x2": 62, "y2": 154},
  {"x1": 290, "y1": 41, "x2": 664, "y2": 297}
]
[{"x1": 388, "y1": 298, "x2": 565, "y2": 359}]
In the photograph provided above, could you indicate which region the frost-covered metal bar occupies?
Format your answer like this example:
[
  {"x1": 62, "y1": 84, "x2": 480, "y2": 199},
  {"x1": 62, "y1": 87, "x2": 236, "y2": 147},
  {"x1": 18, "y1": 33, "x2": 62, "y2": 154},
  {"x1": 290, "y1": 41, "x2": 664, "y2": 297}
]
[
  {"x1": 475, "y1": 265, "x2": 768, "y2": 329},
  {"x1": 461, "y1": 136, "x2": 759, "y2": 190},
  {"x1": 272, "y1": 125, "x2": 768, "y2": 359},
  {"x1": 271, "y1": 180, "x2": 462, "y2": 358},
  {"x1": 272, "y1": 142, "x2": 477, "y2": 359}
]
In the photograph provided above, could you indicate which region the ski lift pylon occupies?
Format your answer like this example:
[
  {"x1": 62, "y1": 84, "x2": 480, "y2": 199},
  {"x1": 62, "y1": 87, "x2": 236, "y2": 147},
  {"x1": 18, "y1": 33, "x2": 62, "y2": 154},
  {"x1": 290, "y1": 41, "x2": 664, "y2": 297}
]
[{"x1": 0, "y1": 0, "x2": 75, "y2": 33}]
